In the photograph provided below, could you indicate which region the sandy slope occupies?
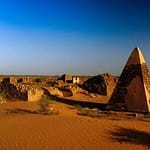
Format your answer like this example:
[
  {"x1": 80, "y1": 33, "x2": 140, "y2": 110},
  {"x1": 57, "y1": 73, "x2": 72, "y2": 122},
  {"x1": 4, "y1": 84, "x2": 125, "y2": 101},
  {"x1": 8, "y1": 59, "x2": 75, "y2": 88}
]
[
  {"x1": 0, "y1": 101, "x2": 149, "y2": 150},
  {"x1": 65, "y1": 93, "x2": 110, "y2": 103}
]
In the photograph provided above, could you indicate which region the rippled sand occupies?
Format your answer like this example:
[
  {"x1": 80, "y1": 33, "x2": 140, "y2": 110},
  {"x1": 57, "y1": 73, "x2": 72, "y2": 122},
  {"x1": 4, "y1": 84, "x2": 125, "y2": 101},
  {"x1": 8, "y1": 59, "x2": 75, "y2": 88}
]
[{"x1": 0, "y1": 101, "x2": 149, "y2": 150}]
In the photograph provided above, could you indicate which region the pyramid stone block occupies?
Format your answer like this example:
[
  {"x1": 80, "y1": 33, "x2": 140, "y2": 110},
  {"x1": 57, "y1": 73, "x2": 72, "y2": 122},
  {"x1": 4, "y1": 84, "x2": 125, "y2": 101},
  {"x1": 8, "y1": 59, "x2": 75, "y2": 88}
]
[{"x1": 108, "y1": 47, "x2": 150, "y2": 112}]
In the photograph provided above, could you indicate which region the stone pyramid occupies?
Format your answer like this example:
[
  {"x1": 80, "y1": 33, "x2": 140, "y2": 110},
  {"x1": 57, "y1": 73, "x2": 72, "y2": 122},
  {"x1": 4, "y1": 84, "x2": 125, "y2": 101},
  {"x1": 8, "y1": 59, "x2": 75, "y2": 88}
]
[{"x1": 108, "y1": 47, "x2": 150, "y2": 112}]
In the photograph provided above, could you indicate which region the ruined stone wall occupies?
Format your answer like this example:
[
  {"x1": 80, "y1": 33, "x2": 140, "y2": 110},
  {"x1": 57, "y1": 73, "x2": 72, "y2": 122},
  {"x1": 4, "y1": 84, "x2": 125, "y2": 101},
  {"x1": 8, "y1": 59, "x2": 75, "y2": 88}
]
[
  {"x1": 28, "y1": 88, "x2": 44, "y2": 101},
  {"x1": 0, "y1": 82, "x2": 27, "y2": 100},
  {"x1": 0, "y1": 77, "x2": 46, "y2": 101}
]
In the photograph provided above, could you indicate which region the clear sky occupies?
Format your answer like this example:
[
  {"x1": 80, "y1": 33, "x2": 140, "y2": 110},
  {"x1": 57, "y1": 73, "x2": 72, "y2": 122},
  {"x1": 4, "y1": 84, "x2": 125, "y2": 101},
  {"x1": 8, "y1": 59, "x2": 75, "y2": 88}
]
[{"x1": 0, "y1": 0, "x2": 150, "y2": 75}]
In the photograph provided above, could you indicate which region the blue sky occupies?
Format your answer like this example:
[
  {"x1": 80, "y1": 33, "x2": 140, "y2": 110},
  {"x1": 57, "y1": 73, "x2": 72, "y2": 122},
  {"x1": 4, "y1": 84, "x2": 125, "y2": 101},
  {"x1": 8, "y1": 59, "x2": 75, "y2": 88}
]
[{"x1": 0, "y1": 0, "x2": 150, "y2": 75}]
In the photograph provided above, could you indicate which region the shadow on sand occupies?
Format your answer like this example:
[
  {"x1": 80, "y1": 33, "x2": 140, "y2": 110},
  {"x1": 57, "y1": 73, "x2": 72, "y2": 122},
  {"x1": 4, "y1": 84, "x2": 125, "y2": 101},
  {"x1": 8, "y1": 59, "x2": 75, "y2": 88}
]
[
  {"x1": 6, "y1": 108, "x2": 38, "y2": 114},
  {"x1": 6, "y1": 95, "x2": 107, "y2": 115},
  {"x1": 50, "y1": 95, "x2": 107, "y2": 110},
  {"x1": 109, "y1": 126, "x2": 150, "y2": 148}
]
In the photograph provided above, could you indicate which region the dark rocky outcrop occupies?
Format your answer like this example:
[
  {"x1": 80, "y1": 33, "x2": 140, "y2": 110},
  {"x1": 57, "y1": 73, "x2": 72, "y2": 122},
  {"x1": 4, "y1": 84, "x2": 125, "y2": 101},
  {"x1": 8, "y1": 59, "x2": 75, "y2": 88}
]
[
  {"x1": 82, "y1": 73, "x2": 118, "y2": 96},
  {"x1": 0, "y1": 78, "x2": 27, "y2": 100}
]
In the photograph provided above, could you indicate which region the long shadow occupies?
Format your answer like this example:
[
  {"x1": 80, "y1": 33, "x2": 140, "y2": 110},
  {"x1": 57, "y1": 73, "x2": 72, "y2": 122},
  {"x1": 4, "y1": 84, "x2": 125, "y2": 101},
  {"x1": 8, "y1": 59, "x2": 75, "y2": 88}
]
[
  {"x1": 50, "y1": 95, "x2": 107, "y2": 110},
  {"x1": 6, "y1": 108, "x2": 38, "y2": 114},
  {"x1": 6, "y1": 108, "x2": 58, "y2": 115},
  {"x1": 42, "y1": 87, "x2": 107, "y2": 110},
  {"x1": 109, "y1": 126, "x2": 150, "y2": 148}
]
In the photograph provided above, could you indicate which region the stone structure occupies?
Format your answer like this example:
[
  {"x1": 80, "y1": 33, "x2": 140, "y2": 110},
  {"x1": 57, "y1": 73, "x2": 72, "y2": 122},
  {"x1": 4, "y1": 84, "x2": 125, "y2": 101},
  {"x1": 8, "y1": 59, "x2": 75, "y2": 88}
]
[
  {"x1": 1, "y1": 77, "x2": 32, "y2": 85},
  {"x1": 60, "y1": 74, "x2": 80, "y2": 84},
  {"x1": 61, "y1": 74, "x2": 73, "y2": 83},
  {"x1": 108, "y1": 47, "x2": 150, "y2": 113},
  {"x1": 43, "y1": 87, "x2": 63, "y2": 97},
  {"x1": 82, "y1": 73, "x2": 118, "y2": 96},
  {"x1": 72, "y1": 76, "x2": 80, "y2": 84},
  {"x1": 0, "y1": 78, "x2": 27, "y2": 100},
  {"x1": 0, "y1": 78, "x2": 45, "y2": 101},
  {"x1": 17, "y1": 77, "x2": 32, "y2": 83},
  {"x1": 28, "y1": 88, "x2": 44, "y2": 101}
]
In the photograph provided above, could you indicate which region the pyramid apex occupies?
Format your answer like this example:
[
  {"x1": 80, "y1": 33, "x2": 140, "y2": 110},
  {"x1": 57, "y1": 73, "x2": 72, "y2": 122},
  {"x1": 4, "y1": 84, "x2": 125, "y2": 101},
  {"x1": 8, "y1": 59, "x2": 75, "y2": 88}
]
[
  {"x1": 135, "y1": 46, "x2": 140, "y2": 49},
  {"x1": 126, "y1": 47, "x2": 146, "y2": 65},
  {"x1": 134, "y1": 46, "x2": 141, "y2": 52}
]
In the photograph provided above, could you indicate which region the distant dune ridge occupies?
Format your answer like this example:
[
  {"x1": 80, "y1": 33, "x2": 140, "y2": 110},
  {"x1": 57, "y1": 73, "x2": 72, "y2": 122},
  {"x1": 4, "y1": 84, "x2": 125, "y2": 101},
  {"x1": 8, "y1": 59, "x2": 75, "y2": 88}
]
[{"x1": 108, "y1": 47, "x2": 150, "y2": 113}]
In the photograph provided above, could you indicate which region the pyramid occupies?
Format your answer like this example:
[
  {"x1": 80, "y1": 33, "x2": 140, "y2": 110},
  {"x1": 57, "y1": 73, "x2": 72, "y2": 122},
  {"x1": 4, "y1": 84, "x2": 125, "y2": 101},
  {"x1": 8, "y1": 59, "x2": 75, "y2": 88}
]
[{"x1": 108, "y1": 47, "x2": 150, "y2": 113}]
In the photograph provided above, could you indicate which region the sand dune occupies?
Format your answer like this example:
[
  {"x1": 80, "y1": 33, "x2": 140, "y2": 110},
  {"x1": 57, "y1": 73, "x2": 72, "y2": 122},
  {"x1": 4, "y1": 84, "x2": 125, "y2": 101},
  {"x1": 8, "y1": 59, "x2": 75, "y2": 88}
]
[{"x1": 0, "y1": 101, "x2": 149, "y2": 150}]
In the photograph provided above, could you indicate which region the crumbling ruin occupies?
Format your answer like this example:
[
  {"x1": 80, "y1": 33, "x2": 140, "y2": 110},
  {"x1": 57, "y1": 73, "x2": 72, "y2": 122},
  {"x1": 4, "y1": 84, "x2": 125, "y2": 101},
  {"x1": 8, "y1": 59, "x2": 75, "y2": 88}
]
[
  {"x1": 82, "y1": 73, "x2": 118, "y2": 96},
  {"x1": 0, "y1": 77, "x2": 44, "y2": 101}
]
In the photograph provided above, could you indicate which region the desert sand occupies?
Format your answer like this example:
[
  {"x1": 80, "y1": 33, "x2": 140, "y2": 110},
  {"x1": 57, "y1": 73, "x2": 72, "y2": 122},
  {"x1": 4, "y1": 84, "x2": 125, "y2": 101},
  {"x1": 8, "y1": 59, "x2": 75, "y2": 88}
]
[{"x1": 0, "y1": 100, "x2": 149, "y2": 150}]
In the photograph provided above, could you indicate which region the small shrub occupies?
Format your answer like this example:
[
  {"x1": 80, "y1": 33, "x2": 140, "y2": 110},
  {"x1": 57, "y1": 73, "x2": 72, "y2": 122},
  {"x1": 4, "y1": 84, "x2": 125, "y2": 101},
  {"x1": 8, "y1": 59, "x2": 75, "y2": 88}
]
[
  {"x1": 38, "y1": 96, "x2": 51, "y2": 113},
  {"x1": 34, "y1": 78, "x2": 42, "y2": 83},
  {"x1": 38, "y1": 96, "x2": 58, "y2": 115},
  {"x1": 74, "y1": 104, "x2": 83, "y2": 111},
  {"x1": 17, "y1": 78, "x2": 23, "y2": 83},
  {"x1": 78, "y1": 108, "x2": 90, "y2": 116},
  {"x1": 77, "y1": 107, "x2": 108, "y2": 118},
  {"x1": 141, "y1": 118, "x2": 150, "y2": 122},
  {"x1": 140, "y1": 114, "x2": 150, "y2": 122},
  {"x1": 0, "y1": 92, "x2": 6, "y2": 104}
]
